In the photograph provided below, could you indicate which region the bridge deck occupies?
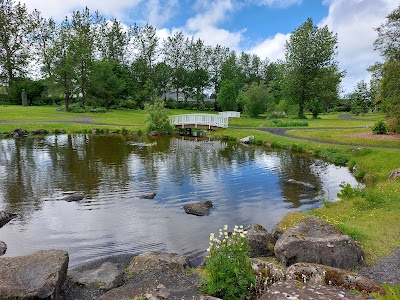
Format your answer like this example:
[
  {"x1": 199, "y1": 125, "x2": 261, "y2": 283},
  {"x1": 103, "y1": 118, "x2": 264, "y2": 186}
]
[{"x1": 170, "y1": 114, "x2": 228, "y2": 130}]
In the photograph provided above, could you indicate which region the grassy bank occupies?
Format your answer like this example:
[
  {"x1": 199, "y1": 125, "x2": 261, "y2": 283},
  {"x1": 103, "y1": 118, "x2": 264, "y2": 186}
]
[{"x1": 1, "y1": 105, "x2": 399, "y2": 264}]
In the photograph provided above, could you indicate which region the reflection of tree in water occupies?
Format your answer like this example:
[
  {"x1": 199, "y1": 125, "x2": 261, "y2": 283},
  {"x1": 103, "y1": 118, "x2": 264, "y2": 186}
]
[{"x1": 277, "y1": 151, "x2": 324, "y2": 208}]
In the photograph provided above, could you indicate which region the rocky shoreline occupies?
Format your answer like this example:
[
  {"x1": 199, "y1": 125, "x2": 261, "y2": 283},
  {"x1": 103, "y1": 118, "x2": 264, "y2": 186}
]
[{"x1": 1, "y1": 215, "x2": 398, "y2": 300}]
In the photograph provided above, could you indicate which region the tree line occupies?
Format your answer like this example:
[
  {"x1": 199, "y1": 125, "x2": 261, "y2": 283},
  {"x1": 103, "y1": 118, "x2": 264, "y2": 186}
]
[{"x1": 0, "y1": 0, "x2": 398, "y2": 121}]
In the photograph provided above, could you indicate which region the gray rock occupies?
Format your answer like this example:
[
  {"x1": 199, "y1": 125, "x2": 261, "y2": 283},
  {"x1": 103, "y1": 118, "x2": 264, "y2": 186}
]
[
  {"x1": 270, "y1": 223, "x2": 284, "y2": 244},
  {"x1": 274, "y1": 216, "x2": 365, "y2": 269},
  {"x1": 127, "y1": 251, "x2": 191, "y2": 274},
  {"x1": 286, "y1": 262, "x2": 385, "y2": 295},
  {"x1": 258, "y1": 280, "x2": 363, "y2": 300},
  {"x1": 252, "y1": 258, "x2": 286, "y2": 296},
  {"x1": 0, "y1": 249, "x2": 69, "y2": 299},
  {"x1": 0, "y1": 241, "x2": 6, "y2": 256},
  {"x1": 239, "y1": 135, "x2": 254, "y2": 144},
  {"x1": 63, "y1": 193, "x2": 85, "y2": 202},
  {"x1": 183, "y1": 200, "x2": 213, "y2": 216},
  {"x1": 140, "y1": 192, "x2": 157, "y2": 199},
  {"x1": 246, "y1": 224, "x2": 275, "y2": 257},
  {"x1": 0, "y1": 210, "x2": 17, "y2": 228},
  {"x1": 285, "y1": 179, "x2": 316, "y2": 190},
  {"x1": 389, "y1": 168, "x2": 400, "y2": 180},
  {"x1": 11, "y1": 128, "x2": 27, "y2": 138},
  {"x1": 68, "y1": 261, "x2": 123, "y2": 291}
]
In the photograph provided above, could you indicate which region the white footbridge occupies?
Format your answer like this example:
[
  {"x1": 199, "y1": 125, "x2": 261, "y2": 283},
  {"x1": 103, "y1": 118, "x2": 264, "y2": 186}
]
[{"x1": 170, "y1": 114, "x2": 229, "y2": 130}]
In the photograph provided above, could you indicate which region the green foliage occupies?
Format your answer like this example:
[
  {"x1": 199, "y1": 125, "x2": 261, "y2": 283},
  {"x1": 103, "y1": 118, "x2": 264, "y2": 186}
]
[
  {"x1": 68, "y1": 103, "x2": 85, "y2": 113},
  {"x1": 270, "y1": 119, "x2": 308, "y2": 127},
  {"x1": 201, "y1": 225, "x2": 255, "y2": 300},
  {"x1": 145, "y1": 99, "x2": 173, "y2": 133},
  {"x1": 372, "y1": 121, "x2": 388, "y2": 134},
  {"x1": 372, "y1": 283, "x2": 400, "y2": 300},
  {"x1": 284, "y1": 18, "x2": 341, "y2": 119},
  {"x1": 337, "y1": 182, "x2": 366, "y2": 200},
  {"x1": 217, "y1": 79, "x2": 238, "y2": 111},
  {"x1": 240, "y1": 82, "x2": 269, "y2": 117}
]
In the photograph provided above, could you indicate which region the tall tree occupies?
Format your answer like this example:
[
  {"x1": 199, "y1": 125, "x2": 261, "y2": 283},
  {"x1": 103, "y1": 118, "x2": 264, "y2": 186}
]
[
  {"x1": 284, "y1": 18, "x2": 340, "y2": 118},
  {"x1": 239, "y1": 81, "x2": 269, "y2": 117},
  {"x1": 373, "y1": 5, "x2": 400, "y2": 113},
  {"x1": 348, "y1": 80, "x2": 372, "y2": 114},
  {"x1": 163, "y1": 31, "x2": 187, "y2": 103},
  {"x1": 0, "y1": 0, "x2": 36, "y2": 95},
  {"x1": 209, "y1": 45, "x2": 229, "y2": 96},
  {"x1": 217, "y1": 79, "x2": 238, "y2": 111}
]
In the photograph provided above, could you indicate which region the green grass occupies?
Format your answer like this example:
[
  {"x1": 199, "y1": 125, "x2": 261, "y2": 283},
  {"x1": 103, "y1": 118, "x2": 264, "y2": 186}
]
[
  {"x1": 0, "y1": 105, "x2": 399, "y2": 265},
  {"x1": 286, "y1": 128, "x2": 400, "y2": 148}
]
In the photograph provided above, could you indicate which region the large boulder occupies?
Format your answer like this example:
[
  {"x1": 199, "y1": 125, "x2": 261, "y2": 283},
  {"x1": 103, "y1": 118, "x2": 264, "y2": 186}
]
[
  {"x1": 239, "y1": 136, "x2": 254, "y2": 144},
  {"x1": 246, "y1": 224, "x2": 275, "y2": 257},
  {"x1": 68, "y1": 261, "x2": 123, "y2": 291},
  {"x1": 0, "y1": 211, "x2": 17, "y2": 228},
  {"x1": 183, "y1": 200, "x2": 213, "y2": 216},
  {"x1": 286, "y1": 262, "x2": 385, "y2": 295},
  {"x1": 274, "y1": 216, "x2": 365, "y2": 269},
  {"x1": 258, "y1": 280, "x2": 363, "y2": 300},
  {"x1": 0, "y1": 249, "x2": 69, "y2": 299},
  {"x1": 127, "y1": 251, "x2": 191, "y2": 274},
  {"x1": 252, "y1": 258, "x2": 286, "y2": 297}
]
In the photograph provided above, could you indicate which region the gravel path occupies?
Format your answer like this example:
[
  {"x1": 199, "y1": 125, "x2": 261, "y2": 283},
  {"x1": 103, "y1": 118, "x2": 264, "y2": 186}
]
[{"x1": 358, "y1": 246, "x2": 400, "y2": 284}]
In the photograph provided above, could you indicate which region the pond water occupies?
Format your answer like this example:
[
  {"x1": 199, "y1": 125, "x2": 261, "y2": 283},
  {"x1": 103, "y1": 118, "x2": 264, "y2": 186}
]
[{"x1": 0, "y1": 135, "x2": 357, "y2": 267}]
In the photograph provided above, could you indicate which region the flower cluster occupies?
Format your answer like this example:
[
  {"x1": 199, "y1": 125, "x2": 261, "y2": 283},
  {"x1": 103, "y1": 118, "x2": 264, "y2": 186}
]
[{"x1": 201, "y1": 225, "x2": 255, "y2": 300}]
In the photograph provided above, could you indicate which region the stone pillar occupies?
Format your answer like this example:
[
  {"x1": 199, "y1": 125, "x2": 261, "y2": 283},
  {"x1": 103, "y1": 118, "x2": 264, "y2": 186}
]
[{"x1": 21, "y1": 89, "x2": 28, "y2": 106}]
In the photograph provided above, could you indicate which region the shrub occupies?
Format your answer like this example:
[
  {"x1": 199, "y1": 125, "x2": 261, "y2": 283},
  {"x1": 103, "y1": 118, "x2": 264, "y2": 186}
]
[
  {"x1": 145, "y1": 99, "x2": 173, "y2": 134},
  {"x1": 201, "y1": 225, "x2": 255, "y2": 300},
  {"x1": 337, "y1": 182, "x2": 365, "y2": 200},
  {"x1": 372, "y1": 283, "x2": 400, "y2": 300},
  {"x1": 270, "y1": 119, "x2": 308, "y2": 127},
  {"x1": 68, "y1": 103, "x2": 85, "y2": 113},
  {"x1": 372, "y1": 121, "x2": 388, "y2": 134}
]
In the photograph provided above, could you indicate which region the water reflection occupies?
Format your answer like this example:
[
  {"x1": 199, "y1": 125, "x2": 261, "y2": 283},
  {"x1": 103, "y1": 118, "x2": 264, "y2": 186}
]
[{"x1": 0, "y1": 135, "x2": 357, "y2": 266}]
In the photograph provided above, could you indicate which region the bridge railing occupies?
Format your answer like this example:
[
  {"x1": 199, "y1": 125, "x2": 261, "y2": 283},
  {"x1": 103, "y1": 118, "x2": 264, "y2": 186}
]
[{"x1": 170, "y1": 114, "x2": 229, "y2": 129}]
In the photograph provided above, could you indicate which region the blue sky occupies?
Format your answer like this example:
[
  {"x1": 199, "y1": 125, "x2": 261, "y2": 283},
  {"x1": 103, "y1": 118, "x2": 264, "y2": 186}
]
[{"x1": 21, "y1": 0, "x2": 399, "y2": 93}]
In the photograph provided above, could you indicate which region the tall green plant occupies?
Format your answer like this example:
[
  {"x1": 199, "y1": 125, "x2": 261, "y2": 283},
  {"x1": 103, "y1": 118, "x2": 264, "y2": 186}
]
[
  {"x1": 201, "y1": 225, "x2": 255, "y2": 300},
  {"x1": 145, "y1": 99, "x2": 173, "y2": 133}
]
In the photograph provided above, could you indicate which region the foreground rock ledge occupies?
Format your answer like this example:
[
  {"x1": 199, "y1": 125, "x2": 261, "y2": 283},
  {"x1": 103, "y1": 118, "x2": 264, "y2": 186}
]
[
  {"x1": 274, "y1": 216, "x2": 365, "y2": 269},
  {"x1": 0, "y1": 249, "x2": 69, "y2": 300}
]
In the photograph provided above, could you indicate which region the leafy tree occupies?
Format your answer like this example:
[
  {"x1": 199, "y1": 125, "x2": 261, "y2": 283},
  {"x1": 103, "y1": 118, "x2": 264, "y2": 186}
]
[
  {"x1": 153, "y1": 61, "x2": 172, "y2": 100},
  {"x1": 89, "y1": 60, "x2": 126, "y2": 110},
  {"x1": 348, "y1": 80, "x2": 372, "y2": 114},
  {"x1": 373, "y1": 5, "x2": 400, "y2": 130},
  {"x1": 209, "y1": 45, "x2": 230, "y2": 97},
  {"x1": 217, "y1": 80, "x2": 237, "y2": 111},
  {"x1": 284, "y1": 18, "x2": 341, "y2": 118},
  {"x1": 0, "y1": 0, "x2": 36, "y2": 95},
  {"x1": 163, "y1": 31, "x2": 187, "y2": 103},
  {"x1": 145, "y1": 98, "x2": 173, "y2": 133},
  {"x1": 239, "y1": 81, "x2": 269, "y2": 117}
]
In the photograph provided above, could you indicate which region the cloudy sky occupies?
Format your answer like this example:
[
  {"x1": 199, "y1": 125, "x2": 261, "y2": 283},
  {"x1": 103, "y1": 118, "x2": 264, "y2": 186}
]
[{"x1": 21, "y1": 0, "x2": 398, "y2": 93}]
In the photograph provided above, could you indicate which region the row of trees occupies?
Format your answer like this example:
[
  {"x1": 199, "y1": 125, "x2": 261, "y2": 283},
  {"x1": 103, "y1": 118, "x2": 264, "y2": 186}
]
[{"x1": 0, "y1": 0, "x2": 344, "y2": 118}]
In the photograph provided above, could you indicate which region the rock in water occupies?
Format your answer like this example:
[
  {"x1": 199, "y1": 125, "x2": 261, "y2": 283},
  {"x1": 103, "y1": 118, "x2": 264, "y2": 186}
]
[
  {"x1": 0, "y1": 211, "x2": 17, "y2": 228},
  {"x1": 239, "y1": 136, "x2": 254, "y2": 144},
  {"x1": 274, "y1": 216, "x2": 364, "y2": 269},
  {"x1": 183, "y1": 200, "x2": 213, "y2": 216},
  {"x1": 0, "y1": 249, "x2": 69, "y2": 299},
  {"x1": 63, "y1": 193, "x2": 85, "y2": 202},
  {"x1": 140, "y1": 192, "x2": 157, "y2": 199}
]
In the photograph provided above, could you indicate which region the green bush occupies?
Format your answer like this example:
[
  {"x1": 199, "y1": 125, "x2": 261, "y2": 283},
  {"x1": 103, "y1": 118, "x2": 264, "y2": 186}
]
[
  {"x1": 68, "y1": 103, "x2": 85, "y2": 113},
  {"x1": 270, "y1": 119, "x2": 308, "y2": 127},
  {"x1": 372, "y1": 121, "x2": 388, "y2": 134},
  {"x1": 145, "y1": 99, "x2": 173, "y2": 134},
  {"x1": 337, "y1": 182, "x2": 365, "y2": 200},
  {"x1": 372, "y1": 283, "x2": 400, "y2": 300},
  {"x1": 201, "y1": 225, "x2": 255, "y2": 300}
]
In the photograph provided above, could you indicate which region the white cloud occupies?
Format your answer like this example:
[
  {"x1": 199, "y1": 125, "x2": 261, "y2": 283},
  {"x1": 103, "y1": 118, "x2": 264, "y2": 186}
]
[
  {"x1": 319, "y1": 0, "x2": 399, "y2": 93},
  {"x1": 146, "y1": 0, "x2": 179, "y2": 27},
  {"x1": 248, "y1": 32, "x2": 290, "y2": 61}
]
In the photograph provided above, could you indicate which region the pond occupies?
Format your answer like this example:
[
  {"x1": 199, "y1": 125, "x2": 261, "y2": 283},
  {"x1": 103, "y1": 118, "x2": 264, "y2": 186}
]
[{"x1": 0, "y1": 135, "x2": 357, "y2": 267}]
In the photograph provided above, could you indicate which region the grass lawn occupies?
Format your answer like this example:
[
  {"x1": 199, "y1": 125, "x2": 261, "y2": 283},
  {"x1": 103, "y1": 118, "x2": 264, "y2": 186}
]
[{"x1": 0, "y1": 105, "x2": 399, "y2": 265}]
